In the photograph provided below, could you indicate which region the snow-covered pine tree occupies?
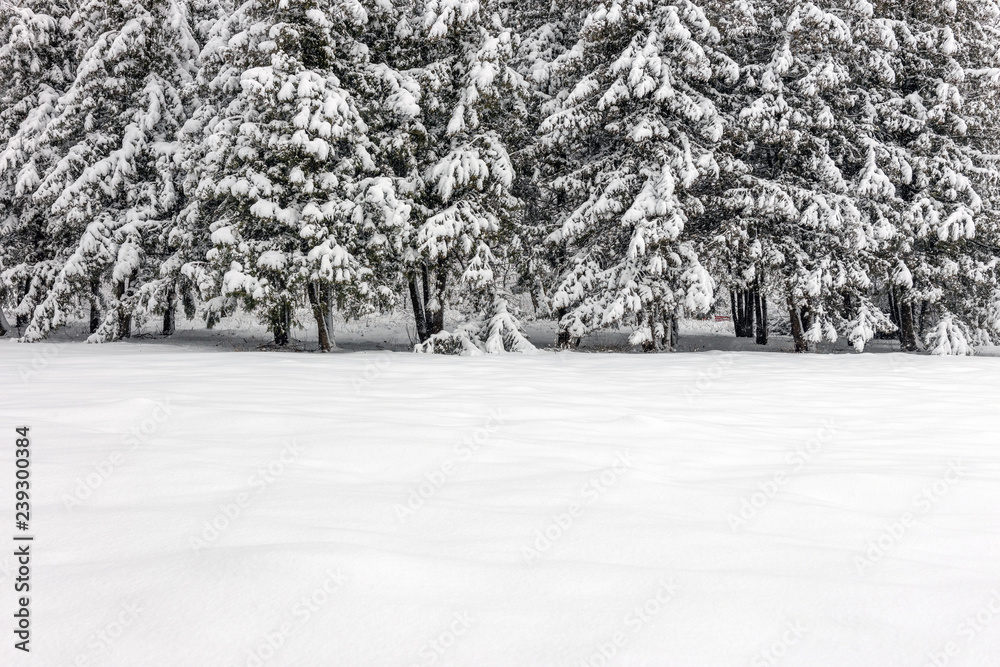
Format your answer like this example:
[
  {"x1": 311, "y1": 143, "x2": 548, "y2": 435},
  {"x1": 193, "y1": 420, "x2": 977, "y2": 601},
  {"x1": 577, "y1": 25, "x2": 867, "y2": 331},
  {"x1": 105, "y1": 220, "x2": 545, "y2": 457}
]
[
  {"x1": 708, "y1": 0, "x2": 904, "y2": 353},
  {"x1": 0, "y1": 0, "x2": 76, "y2": 337},
  {"x1": 186, "y1": 0, "x2": 405, "y2": 350},
  {"x1": 371, "y1": 0, "x2": 528, "y2": 344},
  {"x1": 10, "y1": 0, "x2": 200, "y2": 342},
  {"x1": 414, "y1": 289, "x2": 535, "y2": 353},
  {"x1": 535, "y1": 0, "x2": 732, "y2": 351},
  {"x1": 869, "y1": 0, "x2": 1000, "y2": 354},
  {"x1": 511, "y1": 0, "x2": 589, "y2": 346}
]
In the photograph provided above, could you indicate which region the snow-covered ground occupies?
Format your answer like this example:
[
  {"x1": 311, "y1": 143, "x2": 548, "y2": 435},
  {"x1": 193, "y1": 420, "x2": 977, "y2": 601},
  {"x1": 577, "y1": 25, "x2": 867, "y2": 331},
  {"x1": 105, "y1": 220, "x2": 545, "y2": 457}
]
[{"x1": 2, "y1": 338, "x2": 1000, "y2": 666}]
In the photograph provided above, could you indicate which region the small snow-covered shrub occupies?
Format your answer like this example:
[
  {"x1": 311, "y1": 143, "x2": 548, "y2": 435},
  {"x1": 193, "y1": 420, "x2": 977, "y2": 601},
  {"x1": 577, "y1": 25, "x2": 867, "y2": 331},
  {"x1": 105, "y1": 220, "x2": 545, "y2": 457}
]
[
  {"x1": 414, "y1": 329, "x2": 484, "y2": 356},
  {"x1": 414, "y1": 295, "x2": 537, "y2": 355},
  {"x1": 925, "y1": 316, "x2": 973, "y2": 356},
  {"x1": 480, "y1": 297, "x2": 536, "y2": 354}
]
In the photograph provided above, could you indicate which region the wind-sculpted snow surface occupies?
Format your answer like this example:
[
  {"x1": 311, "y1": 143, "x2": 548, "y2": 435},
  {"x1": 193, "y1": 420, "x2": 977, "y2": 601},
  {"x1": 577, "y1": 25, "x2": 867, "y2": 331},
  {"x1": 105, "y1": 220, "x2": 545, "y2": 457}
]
[{"x1": 2, "y1": 344, "x2": 1000, "y2": 665}]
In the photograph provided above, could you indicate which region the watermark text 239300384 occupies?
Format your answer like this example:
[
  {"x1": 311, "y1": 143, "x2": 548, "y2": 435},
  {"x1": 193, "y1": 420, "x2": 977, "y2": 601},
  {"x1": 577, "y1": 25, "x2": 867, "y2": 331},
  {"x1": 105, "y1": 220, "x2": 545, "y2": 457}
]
[{"x1": 13, "y1": 425, "x2": 33, "y2": 653}]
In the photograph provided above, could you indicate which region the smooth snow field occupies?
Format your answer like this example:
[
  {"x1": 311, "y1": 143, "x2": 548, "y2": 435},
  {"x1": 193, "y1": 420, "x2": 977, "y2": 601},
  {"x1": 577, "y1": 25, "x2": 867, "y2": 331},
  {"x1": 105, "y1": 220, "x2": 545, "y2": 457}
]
[{"x1": 2, "y1": 342, "x2": 1000, "y2": 667}]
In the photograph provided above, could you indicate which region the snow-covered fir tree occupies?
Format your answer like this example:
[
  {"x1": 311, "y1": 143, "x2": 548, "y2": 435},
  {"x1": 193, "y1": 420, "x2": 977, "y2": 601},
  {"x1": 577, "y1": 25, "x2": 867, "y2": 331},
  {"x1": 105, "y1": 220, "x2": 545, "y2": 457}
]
[
  {"x1": 6, "y1": 0, "x2": 200, "y2": 342},
  {"x1": 705, "y1": 0, "x2": 908, "y2": 353},
  {"x1": 535, "y1": 0, "x2": 733, "y2": 351},
  {"x1": 370, "y1": 0, "x2": 528, "y2": 344},
  {"x1": 184, "y1": 0, "x2": 406, "y2": 349},
  {"x1": 0, "y1": 0, "x2": 997, "y2": 354},
  {"x1": 0, "y1": 0, "x2": 76, "y2": 336},
  {"x1": 870, "y1": 0, "x2": 1000, "y2": 354}
]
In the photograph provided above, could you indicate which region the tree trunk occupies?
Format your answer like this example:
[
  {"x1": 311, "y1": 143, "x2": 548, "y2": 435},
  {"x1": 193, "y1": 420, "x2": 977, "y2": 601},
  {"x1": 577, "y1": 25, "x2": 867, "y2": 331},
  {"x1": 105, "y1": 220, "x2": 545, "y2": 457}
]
[
  {"x1": 272, "y1": 303, "x2": 291, "y2": 346},
  {"x1": 732, "y1": 289, "x2": 755, "y2": 337},
  {"x1": 754, "y1": 289, "x2": 768, "y2": 345},
  {"x1": 898, "y1": 299, "x2": 918, "y2": 352},
  {"x1": 799, "y1": 305, "x2": 812, "y2": 337},
  {"x1": 162, "y1": 284, "x2": 176, "y2": 336},
  {"x1": 408, "y1": 276, "x2": 429, "y2": 343},
  {"x1": 641, "y1": 308, "x2": 659, "y2": 353},
  {"x1": 887, "y1": 290, "x2": 900, "y2": 331},
  {"x1": 918, "y1": 299, "x2": 931, "y2": 336},
  {"x1": 788, "y1": 298, "x2": 808, "y2": 352},
  {"x1": 308, "y1": 283, "x2": 332, "y2": 352},
  {"x1": 115, "y1": 278, "x2": 132, "y2": 339},
  {"x1": 730, "y1": 290, "x2": 740, "y2": 336},
  {"x1": 409, "y1": 267, "x2": 446, "y2": 343},
  {"x1": 182, "y1": 287, "x2": 197, "y2": 320},
  {"x1": 15, "y1": 278, "x2": 29, "y2": 332},
  {"x1": 0, "y1": 305, "x2": 11, "y2": 336},
  {"x1": 430, "y1": 270, "x2": 446, "y2": 335},
  {"x1": 323, "y1": 284, "x2": 336, "y2": 347},
  {"x1": 667, "y1": 314, "x2": 679, "y2": 350},
  {"x1": 89, "y1": 278, "x2": 101, "y2": 334},
  {"x1": 421, "y1": 265, "x2": 432, "y2": 332}
]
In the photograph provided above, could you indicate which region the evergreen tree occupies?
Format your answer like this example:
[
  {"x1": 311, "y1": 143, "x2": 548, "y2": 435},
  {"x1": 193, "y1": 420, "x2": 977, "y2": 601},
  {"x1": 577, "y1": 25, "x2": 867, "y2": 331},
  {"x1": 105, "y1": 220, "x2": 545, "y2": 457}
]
[
  {"x1": 9, "y1": 0, "x2": 200, "y2": 342},
  {"x1": 371, "y1": 0, "x2": 528, "y2": 343},
  {"x1": 185, "y1": 0, "x2": 404, "y2": 349},
  {"x1": 707, "y1": 0, "x2": 899, "y2": 353},
  {"x1": 0, "y1": 0, "x2": 76, "y2": 336},
  {"x1": 536, "y1": 0, "x2": 733, "y2": 351},
  {"x1": 871, "y1": 0, "x2": 1000, "y2": 353}
]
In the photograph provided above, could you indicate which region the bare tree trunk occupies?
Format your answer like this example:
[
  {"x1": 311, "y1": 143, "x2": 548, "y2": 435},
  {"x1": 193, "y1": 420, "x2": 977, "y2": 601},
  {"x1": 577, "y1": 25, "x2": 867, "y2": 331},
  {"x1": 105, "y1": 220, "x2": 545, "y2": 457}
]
[
  {"x1": 730, "y1": 289, "x2": 740, "y2": 335},
  {"x1": 754, "y1": 289, "x2": 768, "y2": 345},
  {"x1": 789, "y1": 298, "x2": 808, "y2": 352},
  {"x1": 421, "y1": 265, "x2": 432, "y2": 330},
  {"x1": 323, "y1": 284, "x2": 336, "y2": 348},
  {"x1": 732, "y1": 289, "x2": 755, "y2": 337},
  {"x1": 667, "y1": 313, "x2": 679, "y2": 350},
  {"x1": 89, "y1": 278, "x2": 102, "y2": 334},
  {"x1": 272, "y1": 303, "x2": 291, "y2": 346},
  {"x1": 887, "y1": 289, "x2": 899, "y2": 331},
  {"x1": 408, "y1": 276, "x2": 429, "y2": 343},
  {"x1": 898, "y1": 299, "x2": 918, "y2": 352},
  {"x1": 162, "y1": 284, "x2": 176, "y2": 336},
  {"x1": 308, "y1": 283, "x2": 332, "y2": 352}
]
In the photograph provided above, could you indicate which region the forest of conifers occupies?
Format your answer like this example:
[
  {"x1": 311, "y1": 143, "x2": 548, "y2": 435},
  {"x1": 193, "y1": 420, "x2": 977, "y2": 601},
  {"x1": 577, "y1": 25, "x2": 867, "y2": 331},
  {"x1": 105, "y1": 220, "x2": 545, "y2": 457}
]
[{"x1": 1, "y1": 0, "x2": 999, "y2": 354}]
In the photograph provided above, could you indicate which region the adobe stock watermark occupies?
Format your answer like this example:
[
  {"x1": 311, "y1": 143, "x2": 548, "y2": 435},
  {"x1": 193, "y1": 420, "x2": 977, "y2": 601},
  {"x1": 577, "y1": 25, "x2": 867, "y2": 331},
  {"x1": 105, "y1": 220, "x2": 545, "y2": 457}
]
[
  {"x1": 242, "y1": 568, "x2": 349, "y2": 667},
  {"x1": 191, "y1": 439, "x2": 305, "y2": 552},
  {"x1": 394, "y1": 409, "x2": 506, "y2": 522},
  {"x1": 18, "y1": 342, "x2": 60, "y2": 384},
  {"x1": 521, "y1": 450, "x2": 632, "y2": 564},
  {"x1": 728, "y1": 419, "x2": 836, "y2": 530},
  {"x1": 579, "y1": 578, "x2": 679, "y2": 667},
  {"x1": 922, "y1": 589, "x2": 1000, "y2": 667},
  {"x1": 352, "y1": 350, "x2": 393, "y2": 394},
  {"x1": 61, "y1": 399, "x2": 175, "y2": 511},
  {"x1": 854, "y1": 460, "x2": 966, "y2": 577},
  {"x1": 60, "y1": 600, "x2": 145, "y2": 667},
  {"x1": 751, "y1": 620, "x2": 809, "y2": 667},
  {"x1": 407, "y1": 611, "x2": 474, "y2": 667},
  {"x1": 684, "y1": 350, "x2": 737, "y2": 403}
]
